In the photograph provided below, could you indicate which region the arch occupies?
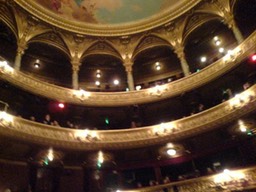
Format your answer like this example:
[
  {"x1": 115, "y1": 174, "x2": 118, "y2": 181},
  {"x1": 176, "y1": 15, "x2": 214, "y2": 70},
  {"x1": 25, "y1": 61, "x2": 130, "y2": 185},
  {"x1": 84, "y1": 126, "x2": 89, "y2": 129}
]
[
  {"x1": 0, "y1": 21, "x2": 18, "y2": 65},
  {"x1": 133, "y1": 46, "x2": 183, "y2": 87},
  {"x1": 21, "y1": 41, "x2": 72, "y2": 88},
  {"x1": 132, "y1": 35, "x2": 172, "y2": 59},
  {"x1": 233, "y1": 0, "x2": 256, "y2": 37},
  {"x1": 79, "y1": 54, "x2": 127, "y2": 92},
  {"x1": 0, "y1": 4, "x2": 18, "y2": 40},
  {"x1": 28, "y1": 32, "x2": 71, "y2": 60},
  {"x1": 183, "y1": 14, "x2": 224, "y2": 45},
  {"x1": 184, "y1": 19, "x2": 237, "y2": 73},
  {"x1": 82, "y1": 41, "x2": 123, "y2": 62}
]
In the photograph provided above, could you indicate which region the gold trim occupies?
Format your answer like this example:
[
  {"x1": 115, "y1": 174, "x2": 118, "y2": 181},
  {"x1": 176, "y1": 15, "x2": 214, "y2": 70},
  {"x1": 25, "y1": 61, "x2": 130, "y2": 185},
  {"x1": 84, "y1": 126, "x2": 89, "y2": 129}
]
[
  {"x1": 121, "y1": 166, "x2": 256, "y2": 192},
  {"x1": 0, "y1": 31, "x2": 255, "y2": 106},
  {"x1": 14, "y1": 0, "x2": 202, "y2": 36},
  {"x1": 0, "y1": 84, "x2": 256, "y2": 150}
]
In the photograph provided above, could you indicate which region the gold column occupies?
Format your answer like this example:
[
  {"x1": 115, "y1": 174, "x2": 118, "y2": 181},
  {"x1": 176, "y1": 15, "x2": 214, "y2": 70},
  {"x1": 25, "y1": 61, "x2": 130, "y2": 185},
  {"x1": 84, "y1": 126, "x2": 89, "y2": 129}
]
[
  {"x1": 71, "y1": 61, "x2": 81, "y2": 90},
  {"x1": 225, "y1": 17, "x2": 244, "y2": 44},
  {"x1": 14, "y1": 41, "x2": 27, "y2": 70},
  {"x1": 124, "y1": 63, "x2": 135, "y2": 91},
  {"x1": 173, "y1": 45, "x2": 190, "y2": 76}
]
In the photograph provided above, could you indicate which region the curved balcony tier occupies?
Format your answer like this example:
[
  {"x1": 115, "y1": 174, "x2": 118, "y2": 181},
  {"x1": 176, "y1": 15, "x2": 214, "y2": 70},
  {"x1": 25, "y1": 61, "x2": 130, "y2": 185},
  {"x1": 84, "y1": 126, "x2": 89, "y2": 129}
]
[
  {"x1": 0, "y1": 31, "x2": 255, "y2": 107},
  {"x1": 1, "y1": 84, "x2": 256, "y2": 150}
]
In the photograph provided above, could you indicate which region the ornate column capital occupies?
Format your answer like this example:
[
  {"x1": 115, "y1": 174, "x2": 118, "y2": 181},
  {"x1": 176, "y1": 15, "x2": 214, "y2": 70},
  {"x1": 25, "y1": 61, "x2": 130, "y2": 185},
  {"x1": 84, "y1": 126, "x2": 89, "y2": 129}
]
[
  {"x1": 17, "y1": 40, "x2": 28, "y2": 55},
  {"x1": 71, "y1": 59, "x2": 81, "y2": 72},
  {"x1": 123, "y1": 56, "x2": 134, "y2": 73},
  {"x1": 124, "y1": 63, "x2": 133, "y2": 73},
  {"x1": 173, "y1": 43, "x2": 185, "y2": 59}
]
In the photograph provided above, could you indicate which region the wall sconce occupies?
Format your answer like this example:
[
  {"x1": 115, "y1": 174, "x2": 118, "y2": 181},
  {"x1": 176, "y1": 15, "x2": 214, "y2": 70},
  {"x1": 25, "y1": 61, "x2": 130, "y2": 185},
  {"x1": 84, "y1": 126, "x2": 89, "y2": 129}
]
[
  {"x1": 73, "y1": 89, "x2": 91, "y2": 101},
  {"x1": 0, "y1": 111, "x2": 13, "y2": 126},
  {"x1": 238, "y1": 120, "x2": 247, "y2": 132},
  {"x1": 149, "y1": 85, "x2": 168, "y2": 97},
  {"x1": 0, "y1": 60, "x2": 14, "y2": 74},
  {"x1": 214, "y1": 169, "x2": 245, "y2": 184},
  {"x1": 223, "y1": 47, "x2": 242, "y2": 63},
  {"x1": 75, "y1": 129, "x2": 99, "y2": 142},
  {"x1": 229, "y1": 91, "x2": 254, "y2": 109},
  {"x1": 153, "y1": 122, "x2": 176, "y2": 136}
]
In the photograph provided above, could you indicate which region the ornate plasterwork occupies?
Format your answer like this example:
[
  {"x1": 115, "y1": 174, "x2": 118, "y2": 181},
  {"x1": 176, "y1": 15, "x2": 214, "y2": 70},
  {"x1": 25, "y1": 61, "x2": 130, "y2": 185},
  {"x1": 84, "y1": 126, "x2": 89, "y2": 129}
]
[
  {"x1": 0, "y1": 31, "x2": 255, "y2": 106},
  {"x1": 14, "y1": 0, "x2": 202, "y2": 36},
  {"x1": 28, "y1": 32, "x2": 70, "y2": 57},
  {"x1": 0, "y1": 84, "x2": 256, "y2": 150},
  {"x1": 120, "y1": 166, "x2": 256, "y2": 192}
]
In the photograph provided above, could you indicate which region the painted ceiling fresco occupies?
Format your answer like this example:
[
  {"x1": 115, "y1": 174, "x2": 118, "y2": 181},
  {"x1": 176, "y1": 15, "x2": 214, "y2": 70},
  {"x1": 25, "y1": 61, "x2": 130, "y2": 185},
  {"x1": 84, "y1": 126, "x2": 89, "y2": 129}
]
[{"x1": 35, "y1": 0, "x2": 180, "y2": 24}]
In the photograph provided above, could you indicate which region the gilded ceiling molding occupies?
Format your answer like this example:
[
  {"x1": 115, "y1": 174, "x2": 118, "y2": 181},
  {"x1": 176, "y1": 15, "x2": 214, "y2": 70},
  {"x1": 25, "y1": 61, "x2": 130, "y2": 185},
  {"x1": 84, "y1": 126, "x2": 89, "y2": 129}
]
[
  {"x1": 0, "y1": 84, "x2": 256, "y2": 150},
  {"x1": 0, "y1": 31, "x2": 255, "y2": 106},
  {"x1": 14, "y1": 0, "x2": 202, "y2": 36}
]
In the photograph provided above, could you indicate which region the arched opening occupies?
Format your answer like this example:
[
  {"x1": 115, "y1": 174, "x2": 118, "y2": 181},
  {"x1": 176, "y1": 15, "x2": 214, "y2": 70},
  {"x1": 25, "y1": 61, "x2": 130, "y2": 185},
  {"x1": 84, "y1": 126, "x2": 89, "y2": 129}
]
[
  {"x1": 184, "y1": 20, "x2": 237, "y2": 73},
  {"x1": 234, "y1": 0, "x2": 256, "y2": 37},
  {"x1": 79, "y1": 54, "x2": 126, "y2": 92},
  {"x1": 0, "y1": 22, "x2": 17, "y2": 65},
  {"x1": 21, "y1": 42, "x2": 72, "y2": 88},
  {"x1": 133, "y1": 46, "x2": 182, "y2": 90}
]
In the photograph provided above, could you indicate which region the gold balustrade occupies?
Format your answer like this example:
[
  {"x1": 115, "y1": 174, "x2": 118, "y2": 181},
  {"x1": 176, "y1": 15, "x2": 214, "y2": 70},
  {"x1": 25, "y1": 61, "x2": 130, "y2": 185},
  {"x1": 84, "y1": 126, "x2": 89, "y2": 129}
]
[
  {"x1": 120, "y1": 166, "x2": 256, "y2": 192},
  {"x1": 0, "y1": 31, "x2": 255, "y2": 107},
  {"x1": 0, "y1": 84, "x2": 256, "y2": 150}
]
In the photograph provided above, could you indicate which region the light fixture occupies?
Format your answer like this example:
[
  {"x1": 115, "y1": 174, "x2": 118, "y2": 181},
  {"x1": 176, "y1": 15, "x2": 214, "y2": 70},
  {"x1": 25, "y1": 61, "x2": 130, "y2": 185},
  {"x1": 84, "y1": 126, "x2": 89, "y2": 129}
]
[
  {"x1": 219, "y1": 47, "x2": 225, "y2": 53},
  {"x1": 58, "y1": 103, "x2": 65, "y2": 109},
  {"x1": 0, "y1": 111, "x2": 13, "y2": 124},
  {"x1": 238, "y1": 120, "x2": 247, "y2": 132},
  {"x1": 251, "y1": 54, "x2": 256, "y2": 62},
  {"x1": 95, "y1": 81, "x2": 100, "y2": 86},
  {"x1": 47, "y1": 148, "x2": 54, "y2": 161},
  {"x1": 215, "y1": 40, "x2": 221, "y2": 46},
  {"x1": 34, "y1": 59, "x2": 40, "y2": 68},
  {"x1": 73, "y1": 89, "x2": 91, "y2": 101},
  {"x1": 167, "y1": 149, "x2": 177, "y2": 156},
  {"x1": 155, "y1": 62, "x2": 161, "y2": 71},
  {"x1": 0, "y1": 60, "x2": 13, "y2": 73},
  {"x1": 75, "y1": 129, "x2": 99, "y2": 142},
  {"x1": 213, "y1": 36, "x2": 219, "y2": 41},
  {"x1": 200, "y1": 56, "x2": 207, "y2": 63},
  {"x1": 96, "y1": 70, "x2": 101, "y2": 78},
  {"x1": 34, "y1": 63, "x2": 40, "y2": 68},
  {"x1": 113, "y1": 79, "x2": 119, "y2": 85},
  {"x1": 98, "y1": 151, "x2": 104, "y2": 164},
  {"x1": 135, "y1": 85, "x2": 142, "y2": 91},
  {"x1": 156, "y1": 65, "x2": 161, "y2": 70}
]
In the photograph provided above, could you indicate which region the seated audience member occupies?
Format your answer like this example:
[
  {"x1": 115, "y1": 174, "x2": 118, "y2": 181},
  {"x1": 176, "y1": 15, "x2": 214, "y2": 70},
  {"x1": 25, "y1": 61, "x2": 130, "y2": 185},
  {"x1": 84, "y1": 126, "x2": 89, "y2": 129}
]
[
  {"x1": 52, "y1": 120, "x2": 61, "y2": 127},
  {"x1": 43, "y1": 114, "x2": 52, "y2": 125},
  {"x1": 163, "y1": 176, "x2": 170, "y2": 184},
  {"x1": 29, "y1": 116, "x2": 36, "y2": 121}
]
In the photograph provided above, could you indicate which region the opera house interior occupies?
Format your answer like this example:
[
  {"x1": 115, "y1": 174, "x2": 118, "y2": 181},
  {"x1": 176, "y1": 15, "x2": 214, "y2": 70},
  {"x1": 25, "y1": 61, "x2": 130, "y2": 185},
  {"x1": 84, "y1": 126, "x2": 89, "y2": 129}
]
[{"x1": 0, "y1": 0, "x2": 256, "y2": 191}]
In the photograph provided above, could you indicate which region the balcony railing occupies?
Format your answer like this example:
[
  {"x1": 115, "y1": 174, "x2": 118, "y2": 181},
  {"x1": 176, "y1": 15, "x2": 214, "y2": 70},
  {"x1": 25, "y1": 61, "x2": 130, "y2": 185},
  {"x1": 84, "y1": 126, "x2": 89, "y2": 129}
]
[
  {"x1": 0, "y1": 31, "x2": 256, "y2": 106},
  {"x1": 0, "y1": 83, "x2": 256, "y2": 150},
  {"x1": 119, "y1": 166, "x2": 256, "y2": 192}
]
